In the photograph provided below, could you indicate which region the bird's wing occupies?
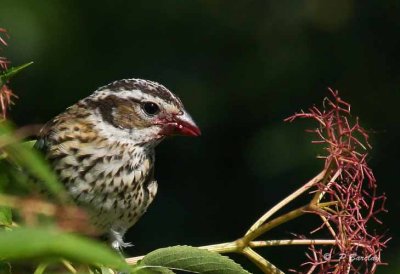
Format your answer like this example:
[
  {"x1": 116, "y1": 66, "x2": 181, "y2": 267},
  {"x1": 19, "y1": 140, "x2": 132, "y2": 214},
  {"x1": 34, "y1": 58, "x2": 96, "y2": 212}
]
[{"x1": 34, "y1": 119, "x2": 57, "y2": 155}]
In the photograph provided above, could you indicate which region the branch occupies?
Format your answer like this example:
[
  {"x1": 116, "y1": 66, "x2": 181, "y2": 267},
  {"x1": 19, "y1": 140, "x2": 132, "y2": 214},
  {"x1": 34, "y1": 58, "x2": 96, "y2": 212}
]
[
  {"x1": 242, "y1": 247, "x2": 284, "y2": 274},
  {"x1": 246, "y1": 170, "x2": 326, "y2": 236}
]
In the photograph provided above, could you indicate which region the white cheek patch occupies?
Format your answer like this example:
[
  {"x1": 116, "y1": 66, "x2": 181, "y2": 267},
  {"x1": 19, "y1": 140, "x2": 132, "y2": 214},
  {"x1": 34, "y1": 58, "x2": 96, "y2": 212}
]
[{"x1": 88, "y1": 110, "x2": 162, "y2": 146}]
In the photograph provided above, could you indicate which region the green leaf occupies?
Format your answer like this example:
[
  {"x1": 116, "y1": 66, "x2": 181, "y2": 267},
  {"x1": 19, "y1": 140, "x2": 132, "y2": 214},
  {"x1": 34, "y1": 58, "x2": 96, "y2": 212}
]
[
  {"x1": 133, "y1": 266, "x2": 175, "y2": 274},
  {"x1": 0, "y1": 227, "x2": 129, "y2": 271},
  {"x1": 0, "y1": 123, "x2": 66, "y2": 200},
  {"x1": 0, "y1": 206, "x2": 12, "y2": 226},
  {"x1": 0, "y1": 62, "x2": 33, "y2": 88},
  {"x1": 21, "y1": 140, "x2": 37, "y2": 149},
  {"x1": 136, "y1": 246, "x2": 251, "y2": 274}
]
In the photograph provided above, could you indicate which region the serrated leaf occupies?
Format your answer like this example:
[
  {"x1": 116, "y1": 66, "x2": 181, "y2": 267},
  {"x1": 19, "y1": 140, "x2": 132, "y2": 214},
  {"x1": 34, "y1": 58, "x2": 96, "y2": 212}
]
[
  {"x1": 0, "y1": 62, "x2": 33, "y2": 88},
  {"x1": 132, "y1": 265, "x2": 175, "y2": 274},
  {"x1": 136, "y1": 246, "x2": 251, "y2": 274},
  {"x1": 0, "y1": 227, "x2": 129, "y2": 271},
  {"x1": 0, "y1": 206, "x2": 12, "y2": 226}
]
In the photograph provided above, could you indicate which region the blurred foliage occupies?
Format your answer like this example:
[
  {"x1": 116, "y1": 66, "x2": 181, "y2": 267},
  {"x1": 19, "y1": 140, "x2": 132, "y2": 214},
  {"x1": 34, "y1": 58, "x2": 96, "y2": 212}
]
[
  {"x1": 0, "y1": 122, "x2": 65, "y2": 198},
  {"x1": 0, "y1": 0, "x2": 398, "y2": 273},
  {"x1": 0, "y1": 228, "x2": 125, "y2": 267},
  {"x1": 0, "y1": 206, "x2": 11, "y2": 227}
]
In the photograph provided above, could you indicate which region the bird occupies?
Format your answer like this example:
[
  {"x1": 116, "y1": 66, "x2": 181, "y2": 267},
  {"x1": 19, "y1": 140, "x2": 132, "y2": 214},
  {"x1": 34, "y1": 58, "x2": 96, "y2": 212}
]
[{"x1": 34, "y1": 78, "x2": 200, "y2": 249}]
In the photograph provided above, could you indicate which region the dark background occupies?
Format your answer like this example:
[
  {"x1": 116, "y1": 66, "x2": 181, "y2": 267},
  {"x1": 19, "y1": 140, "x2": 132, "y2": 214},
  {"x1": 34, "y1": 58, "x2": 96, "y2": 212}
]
[{"x1": 1, "y1": 1, "x2": 399, "y2": 273}]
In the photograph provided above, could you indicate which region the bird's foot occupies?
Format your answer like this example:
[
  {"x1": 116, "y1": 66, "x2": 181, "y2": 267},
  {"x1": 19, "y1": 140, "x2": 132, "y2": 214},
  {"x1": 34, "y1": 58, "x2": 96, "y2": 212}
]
[{"x1": 110, "y1": 229, "x2": 133, "y2": 251}]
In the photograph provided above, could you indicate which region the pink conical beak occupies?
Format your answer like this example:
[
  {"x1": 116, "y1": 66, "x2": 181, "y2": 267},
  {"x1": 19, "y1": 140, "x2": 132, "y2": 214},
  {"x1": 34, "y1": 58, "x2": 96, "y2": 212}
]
[
  {"x1": 173, "y1": 111, "x2": 201, "y2": 137},
  {"x1": 159, "y1": 111, "x2": 201, "y2": 137}
]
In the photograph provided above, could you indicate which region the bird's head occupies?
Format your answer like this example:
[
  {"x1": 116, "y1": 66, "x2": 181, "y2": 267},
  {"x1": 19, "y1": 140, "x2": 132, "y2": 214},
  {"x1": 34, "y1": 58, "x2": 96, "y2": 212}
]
[{"x1": 83, "y1": 79, "x2": 200, "y2": 145}]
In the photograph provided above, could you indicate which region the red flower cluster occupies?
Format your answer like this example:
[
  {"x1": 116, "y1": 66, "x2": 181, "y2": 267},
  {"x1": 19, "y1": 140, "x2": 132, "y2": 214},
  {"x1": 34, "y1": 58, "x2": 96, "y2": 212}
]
[
  {"x1": 0, "y1": 28, "x2": 9, "y2": 70},
  {"x1": 0, "y1": 28, "x2": 18, "y2": 120},
  {"x1": 286, "y1": 89, "x2": 389, "y2": 273}
]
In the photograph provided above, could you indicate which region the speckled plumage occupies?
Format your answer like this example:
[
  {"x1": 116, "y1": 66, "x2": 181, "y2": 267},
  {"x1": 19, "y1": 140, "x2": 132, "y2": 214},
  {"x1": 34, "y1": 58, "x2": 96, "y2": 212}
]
[{"x1": 35, "y1": 79, "x2": 200, "y2": 249}]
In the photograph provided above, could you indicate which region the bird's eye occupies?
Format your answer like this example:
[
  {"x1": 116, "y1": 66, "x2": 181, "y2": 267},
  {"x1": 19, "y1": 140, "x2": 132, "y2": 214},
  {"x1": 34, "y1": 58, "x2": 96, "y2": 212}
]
[{"x1": 142, "y1": 102, "x2": 160, "y2": 116}]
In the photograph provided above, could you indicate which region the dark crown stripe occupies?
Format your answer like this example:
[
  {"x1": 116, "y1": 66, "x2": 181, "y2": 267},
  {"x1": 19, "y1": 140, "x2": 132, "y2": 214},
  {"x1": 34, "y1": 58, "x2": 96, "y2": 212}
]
[{"x1": 97, "y1": 79, "x2": 182, "y2": 107}]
